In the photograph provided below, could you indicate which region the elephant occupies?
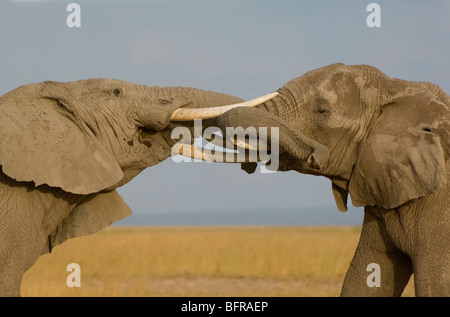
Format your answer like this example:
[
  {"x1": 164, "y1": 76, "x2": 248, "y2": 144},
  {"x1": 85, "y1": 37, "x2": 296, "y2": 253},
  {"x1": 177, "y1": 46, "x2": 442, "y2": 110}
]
[
  {"x1": 0, "y1": 78, "x2": 277, "y2": 296},
  {"x1": 191, "y1": 63, "x2": 450, "y2": 296}
]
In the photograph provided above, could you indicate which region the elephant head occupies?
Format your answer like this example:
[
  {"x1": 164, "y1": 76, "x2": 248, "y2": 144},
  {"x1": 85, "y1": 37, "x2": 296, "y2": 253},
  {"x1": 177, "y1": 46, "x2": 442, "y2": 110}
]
[
  {"x1": 0, "y1": 79, "x2": 277, "y2": 195},
  {"x1": 211, "y1": 63, "x2": 450, "y2": 212}
]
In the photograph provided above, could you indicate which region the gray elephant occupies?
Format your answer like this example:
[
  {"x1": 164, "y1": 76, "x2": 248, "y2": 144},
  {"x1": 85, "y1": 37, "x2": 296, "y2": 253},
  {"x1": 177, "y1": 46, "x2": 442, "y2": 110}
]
[
  {"x1": 195, "y1": 63, "x2": 450, "y2": 296},
  {"x1": 0, "y1": 78, "x2": 276, "y2": 296}
]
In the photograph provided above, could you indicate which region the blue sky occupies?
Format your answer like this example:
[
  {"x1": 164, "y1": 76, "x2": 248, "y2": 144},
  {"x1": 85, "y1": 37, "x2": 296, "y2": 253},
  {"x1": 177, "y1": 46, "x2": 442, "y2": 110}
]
[{"x1": 1, "y1": 0, "x2": 449, "y2": 225}]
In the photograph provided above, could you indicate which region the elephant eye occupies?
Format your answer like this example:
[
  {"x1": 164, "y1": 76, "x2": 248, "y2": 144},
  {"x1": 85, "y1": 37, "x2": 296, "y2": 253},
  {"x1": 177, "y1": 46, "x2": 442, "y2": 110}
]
[
  {"x1": 113, "y1": 88, "x2": 122, "y2": 97},
  {"x1": 315, "y1": 100, "x2": 330, "y2": 116},
  {"x1": 316, "y1": 107, "x2": 326, "y2": 114}
]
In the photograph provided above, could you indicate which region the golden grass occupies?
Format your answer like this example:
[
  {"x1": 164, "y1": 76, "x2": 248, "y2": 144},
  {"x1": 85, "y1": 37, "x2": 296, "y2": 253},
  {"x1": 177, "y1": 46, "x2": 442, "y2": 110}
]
[{"x1": 21, "y1": 226, "x2": 414, "y2": 297}]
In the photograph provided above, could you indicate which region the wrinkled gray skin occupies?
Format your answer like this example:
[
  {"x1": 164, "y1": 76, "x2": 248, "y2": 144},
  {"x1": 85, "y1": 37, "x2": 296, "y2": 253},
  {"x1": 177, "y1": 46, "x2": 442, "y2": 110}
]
[
  {"x1": 0, "y1": 79, "x2": 242, "y2": 296},
  {"x1": 217, "y1": 63, "x2": 450, "y2": 296}
]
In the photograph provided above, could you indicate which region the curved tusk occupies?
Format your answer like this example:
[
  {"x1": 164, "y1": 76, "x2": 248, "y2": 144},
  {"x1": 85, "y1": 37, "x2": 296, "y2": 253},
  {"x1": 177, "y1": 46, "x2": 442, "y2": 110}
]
[
  {"x1": 173, "y1": 144, "x2": 223, "y2": 162},
  {"x1": 203, "y1": 132, "x2": 270, "y2": 152},
  {"x1": 234, "y1": 139, "x2": 259, "y2": 151},
  {"x1": 204, "y1": 133, "x2": 269, "y2": 152},
  {"x1": 172, "y1": 144, "x2": 259, "y2": 163},
  {"x1": 170, "y1": 92, "x2": 279, "y2": 121}
]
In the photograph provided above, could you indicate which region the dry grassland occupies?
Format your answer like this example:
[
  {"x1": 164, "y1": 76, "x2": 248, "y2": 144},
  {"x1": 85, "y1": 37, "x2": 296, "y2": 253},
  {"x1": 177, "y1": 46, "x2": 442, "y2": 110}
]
[{"x1": 21, "y1": 226, "x2": 415, "y2": 297}]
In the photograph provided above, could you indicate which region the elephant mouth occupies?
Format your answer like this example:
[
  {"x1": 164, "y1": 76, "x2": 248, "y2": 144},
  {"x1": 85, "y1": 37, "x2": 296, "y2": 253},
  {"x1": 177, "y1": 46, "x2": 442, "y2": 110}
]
[{"x1": 137, "y1": 127, "x2": 157, "y2": 148}]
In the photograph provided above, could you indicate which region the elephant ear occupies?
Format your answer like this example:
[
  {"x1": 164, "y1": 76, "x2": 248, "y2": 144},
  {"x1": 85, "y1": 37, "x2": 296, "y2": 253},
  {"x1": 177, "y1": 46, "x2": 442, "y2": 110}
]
[
  {"x1": 349, "y1": 91, "x2": 450, "y2": 209},
  {"x1": 0, "y1": 82, "x2": 124, "y2": 194}
]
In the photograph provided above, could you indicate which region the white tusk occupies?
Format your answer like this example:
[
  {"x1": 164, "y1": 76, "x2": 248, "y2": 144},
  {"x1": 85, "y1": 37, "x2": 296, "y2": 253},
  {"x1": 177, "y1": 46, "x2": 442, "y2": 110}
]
[
  {"x1": 203, "y1": 132, "x2": 269, "y2": 152},
  {"x1": 172, "y1": 144, "x2": 258, "y2": 163},
  {"x1": 172, "y1": 144, "x2": 218, "y2": 162},
  {"x1": 234, "y1": 139, "x2": 259, "y2": 151},
  {"x1": 170, "y1": 91, "x2": 279, "y2": 121}
]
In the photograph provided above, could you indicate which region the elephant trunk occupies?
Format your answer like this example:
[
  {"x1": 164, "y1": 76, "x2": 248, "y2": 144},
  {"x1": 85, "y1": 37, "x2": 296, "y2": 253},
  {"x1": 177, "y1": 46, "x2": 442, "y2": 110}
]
[
  {"x1": 160, "y1": 86, "x2": 245, "y2": 111},
  {"x1": 216, "y1": 106, "x2": 330, "y2": 173},
  {"x1": 132, "y1": 86, "x2": 244, "y2": 130}
]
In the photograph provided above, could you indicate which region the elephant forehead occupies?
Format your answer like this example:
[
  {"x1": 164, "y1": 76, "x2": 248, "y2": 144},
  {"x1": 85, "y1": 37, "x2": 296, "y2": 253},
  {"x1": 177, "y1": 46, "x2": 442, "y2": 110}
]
[
  {"x1": 308, "y1": 70, "x2": 357, "y2": 103},
  {"x1": 284, "y1": 77, "x2": 338, "y2": 104},
  {"x1": 82, "y1": 78, "x2": 122, "y2": 86},
  {"x1": 69, "y1": 78, "x2": 130, "y2": 93},
  {"x1": 317, "y1": 82, "x2": 338, "y2": 103}
]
